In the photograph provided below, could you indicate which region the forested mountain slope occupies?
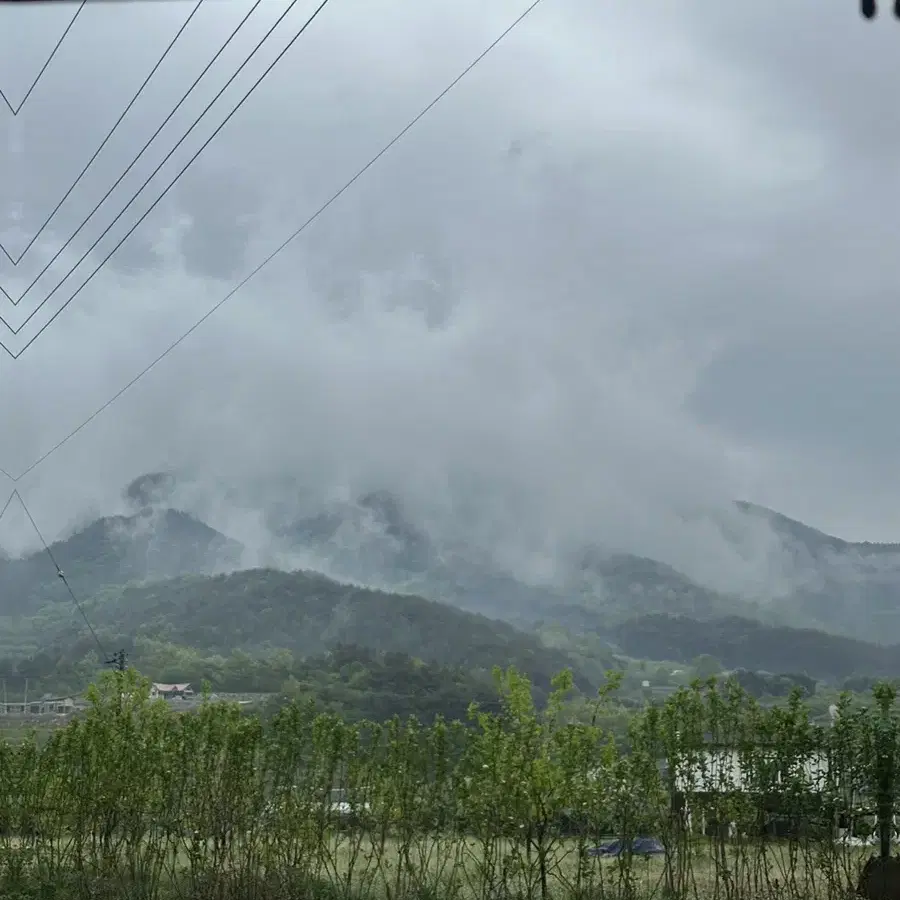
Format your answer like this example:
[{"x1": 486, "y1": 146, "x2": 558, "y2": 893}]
[{"x1": 54, "y1": 568, "x2": 596, "y2": 693}]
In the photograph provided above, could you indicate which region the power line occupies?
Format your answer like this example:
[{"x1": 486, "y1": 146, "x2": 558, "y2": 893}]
[
  {"x1": 2, "y1": 0, "x2": 314, "y2": 350},
  {"x1": 0, "y1": 0, "x2": 264, "y2": 312},
  {"x1": 12, "y1": 489, "x2": 109, "y2": 662},
  {"x1": 2, "y1": 0, "x2": 545, "y2": 480},
  {"x1": 3, "y1": 0, "x2": 307, "y2": 347},
  {"x1": 0, "y1": 490, "x2": 113, "y2": 684},
  {"x1": 0, "y1": 491, "x2": 122, "y2": 677},
  {"x1": 0, "y1": 0, "x2": 85, "y2": 119},
  {"x1": 0, "y1": 0, "x2": 205, "y2": 278},
  {"x1": 0, "y1": 490, "x2": 15, "y2": 523},
  {"x1": 1, "y1": 0, "x2": 314, "y2": 353}
]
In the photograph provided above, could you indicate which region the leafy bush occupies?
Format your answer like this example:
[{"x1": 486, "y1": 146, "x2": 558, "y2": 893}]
[{"x1": 0, "y1": 668, "x2": 889, "y2": 899}]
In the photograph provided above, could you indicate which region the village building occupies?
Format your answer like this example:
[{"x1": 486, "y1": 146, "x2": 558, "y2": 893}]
[
  {"x1": 0, "y1": 694, "x2": 77, "y2": 716},
  {"x1": 150, "y1": 682, "x2": 194, "y2": 701},
  {"x1": 663, "y1": 747, "x2": 881, "y2": 841}
]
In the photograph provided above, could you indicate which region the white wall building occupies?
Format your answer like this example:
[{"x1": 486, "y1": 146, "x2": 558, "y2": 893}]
[{"x1": 669, "y1": 749, "x2": 832, "y2": 795}]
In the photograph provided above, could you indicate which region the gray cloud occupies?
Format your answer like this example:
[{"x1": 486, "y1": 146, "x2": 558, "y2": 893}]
[
  {"x1": 0, "y1": 0, "x2": 894, "y2": 598},
  {"x1": 173, "y1": 162, "x2": 261, "y2": 279}
]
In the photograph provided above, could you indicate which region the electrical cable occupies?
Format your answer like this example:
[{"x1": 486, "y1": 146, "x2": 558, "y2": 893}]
[
  {"x1": 13, "y1": 489, "x2": 109, "y2": 661},
  {"x1": 0, "y1": 490, "x2": 15, "y2": 523},
  {"x1": 1, "y1": 0, "x2": 264, "y2": 312},
  {"x1": 1, "y1": 0, "x2": 545, "y2": 480},
  {"x1": 2, "y1": 0, "x2": 310, "y2": 349},
  {"x1": 0, "y1": 490, "x2": 110, "y2": 680},
  {"x1": 0, "y1": 491, "x2": 119, "y2": 682},
  {"x1": 0, "y1": 0, "x2": 85, "y2": 119},
  {"x1": 0, "y1": 0, "x2": 205, "y2": 282}
]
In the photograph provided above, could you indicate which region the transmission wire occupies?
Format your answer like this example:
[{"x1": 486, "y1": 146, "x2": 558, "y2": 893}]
[
  {"x1": 13, "y1": 489, "x2": 109, "y2": 660},
  {"x1": 2, "y1": 0, "x2": 264, "y2": 315},
  {"x1": 2, "y1": 0, "x2": 545, "y2": 481},
  {"x1": 0, "y1": 0, "x2": 306, "y2": 349},
  {"x1": 0, "y1": 0, "x2": 85, "y2": 118},
  {"x1": 0, "y1": 490, "x2": 15, "y2": 523},
  {"x1": 0, "y1": 0, "x2": 205, "y2": 283}
]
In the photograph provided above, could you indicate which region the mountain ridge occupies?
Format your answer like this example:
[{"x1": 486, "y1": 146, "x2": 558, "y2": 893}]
[
  {"x1": 0, "y1": 507, "x2": 242, "y2": 619},
  {"x1": 5, "y1": 477, "x2": 900, "y2": 679},
  {"x1": 735, "y1": 500, "x2": 900, "y2": 557}
]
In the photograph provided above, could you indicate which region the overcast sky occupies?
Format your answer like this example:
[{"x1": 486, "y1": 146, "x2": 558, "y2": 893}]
[{"x1": 0, "y1": 0, "x2": 895, "y2": 579}]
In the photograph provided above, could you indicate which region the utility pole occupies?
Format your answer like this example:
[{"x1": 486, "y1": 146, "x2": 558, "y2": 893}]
[{"x1": 105, "y1": 649, "x2": 127, "y2": 673}]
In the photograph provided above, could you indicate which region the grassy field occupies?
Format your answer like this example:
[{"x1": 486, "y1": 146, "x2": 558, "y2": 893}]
[
  {"x1": 264, "y1": 834, "x2": 868, "y2": 898},
  {"x1": 0, "y1": 718, "x2": 64, "y2": 744},
  {"x1": 0, "y1": 830, "x2": 870, "y2": 900}
]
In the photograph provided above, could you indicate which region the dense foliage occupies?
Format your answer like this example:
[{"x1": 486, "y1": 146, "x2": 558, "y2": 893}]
[
  {"x1": 0, "y1": 642, "x2": 508, "y2": 724},
  {"x1": 613, "y1": 612, "x2": 900, "y2": 680},
  {"x1": 0, "y1": 667, "x2": 894, "y2": 899},
  {"x1": 3, "y1": 567, "x2": 589, "y2": 697},
  {"x1": 0, "y1": 509, "x2": 240, "y2": 622},
  {"x1": 85, "y1": 569, "x2": 586, "y2": 685}
]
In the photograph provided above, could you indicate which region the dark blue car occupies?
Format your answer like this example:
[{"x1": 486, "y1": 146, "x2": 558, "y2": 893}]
[{"x1": 586, "y1": 837, "x2": 666, "y2": 858}]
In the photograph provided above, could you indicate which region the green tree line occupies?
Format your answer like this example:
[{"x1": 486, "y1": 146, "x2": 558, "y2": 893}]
[
  {"x1": 0, "y1": 667, "x2": 895, "y2": 899},
  {"x1": 0, "y1": 640, "x2": 512, "y2": 724}
]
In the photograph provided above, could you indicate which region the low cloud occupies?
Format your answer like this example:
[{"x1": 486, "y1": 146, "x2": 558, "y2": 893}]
[{"x1": 0, "y1": 0, "x2": 895, "y2": 607}]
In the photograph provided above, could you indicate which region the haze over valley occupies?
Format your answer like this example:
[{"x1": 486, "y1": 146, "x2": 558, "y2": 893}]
[
  {"x1": 1, "y1": 0, "x2": 898, "y2": 711},
  {"x1": 2, "y1": 471, "x2": 900, "y2": 695},
  {"x1": 2, "y1": 6, "x2": 899, "y2": 898}
]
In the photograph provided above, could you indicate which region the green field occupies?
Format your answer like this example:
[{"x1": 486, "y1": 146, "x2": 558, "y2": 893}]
[{"x1": 0, "y1": 831, "x2": 870, "y2": 900}]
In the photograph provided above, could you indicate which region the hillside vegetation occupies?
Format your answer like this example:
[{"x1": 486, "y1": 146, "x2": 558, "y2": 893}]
[
  {"x1": 4, "y1": 638, "x2": 505, "y2": 724},
  {"x1": 20, "y1": 568, "x2": 594, "y2": 697},
  {"x1": 612, "y1": 612, "x2": 900, "y2": 681},
  {"x1": 6, "y1": 477, "x2": 900, "y2": 692},
  {"x1": 0, "y1": 507, "x2": 241, "y2": 623}
]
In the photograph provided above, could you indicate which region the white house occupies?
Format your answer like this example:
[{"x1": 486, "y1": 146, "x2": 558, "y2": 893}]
[
  {"x1": 669, "y1": 749, "x2": 832, "y2": 795},
  {"x1": 150, "y1": 682, "x2": 194, "y2": 701}
]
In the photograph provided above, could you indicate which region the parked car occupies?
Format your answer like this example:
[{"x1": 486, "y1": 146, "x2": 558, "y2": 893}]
[
  {"x1": 586, "y1": 837, "x2": 666, "y2": 858},
  {"x1": 263, "y1": 788, "x2": 369, "y2": 824}
]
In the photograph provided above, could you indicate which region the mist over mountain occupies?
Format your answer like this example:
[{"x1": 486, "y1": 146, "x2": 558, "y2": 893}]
[
  {"x1": 736, "y1": 501, "x2": 900, "y2": 559},
  {"x1": 5, "y1": 0, "x2": 900, "y2": 704},
  {"x1": 731, "y1": 502, "x2": 900, "y2": 641},
  {"x1": 264, "y1": 488, "x2": 900, "y2": 646},
  {"x1": 5, "y1": 472, "x2": 900, "y2": 667},
  {"x1": 256, "y1": 483, "x2": 900, "y2": 644},
  {"x1": 0, "y1": 476, "x2": 243, "y2": 618}
]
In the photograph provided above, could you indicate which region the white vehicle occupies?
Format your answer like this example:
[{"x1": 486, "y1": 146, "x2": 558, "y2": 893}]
[{"x1": 263, "y1": 787, "x2": 370, "y2": 822}]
